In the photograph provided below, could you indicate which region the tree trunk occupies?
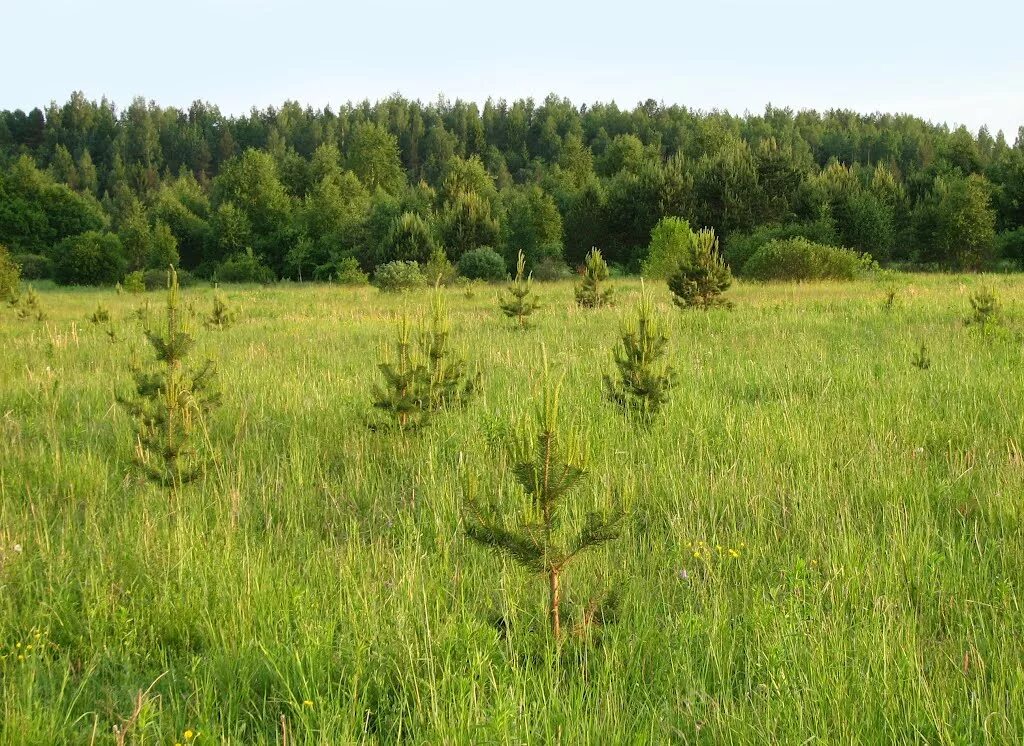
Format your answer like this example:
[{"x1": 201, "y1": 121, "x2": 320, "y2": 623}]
[{"x1": 549, "y1": 567, "x2": 561, "y2": 640}]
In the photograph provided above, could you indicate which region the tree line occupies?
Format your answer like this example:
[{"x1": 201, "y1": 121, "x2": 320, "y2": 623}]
[{"x1": 1, "y1": 92, "x2": 1022, "y2": 285}]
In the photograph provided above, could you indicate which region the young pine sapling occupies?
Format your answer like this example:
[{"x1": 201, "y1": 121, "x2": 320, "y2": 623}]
[
  {"x1": 667, "y1": 227, "x2": 732, "y2": 309},
  {"x1": 464, "y1": 362, "x2": 623, "y2": 640},
  {"x1": 500, "y1": 250, "x2": 542, "y2": 329},
  {"x1": 574, "y1": 248, "x2": 613, "y2": 308},
  {"x1": 118, "y1": 267, "x2": 219, "y2": 495},
  {"x1": 205, "y1": 287, "x2": 236, "y2": 330},
  {"x1": 604, "y1": 285, "x2": 677, "y2": 419}
]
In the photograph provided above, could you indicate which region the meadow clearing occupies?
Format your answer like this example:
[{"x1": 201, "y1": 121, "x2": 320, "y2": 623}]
[{"x1": 1, "y1": 274, "x2": 1023, "y2": 743}]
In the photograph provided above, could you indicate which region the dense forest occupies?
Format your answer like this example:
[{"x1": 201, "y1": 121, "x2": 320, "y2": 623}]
[{"x1": 1, "y1": 92, "x2": 1022, "y2": 285}]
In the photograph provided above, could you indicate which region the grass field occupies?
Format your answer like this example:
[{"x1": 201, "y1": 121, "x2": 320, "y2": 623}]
[{"x1": 2, "y1": 274, "x2": 1023, "y2": 743}]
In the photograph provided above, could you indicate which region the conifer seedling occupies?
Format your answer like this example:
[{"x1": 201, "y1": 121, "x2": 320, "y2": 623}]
[
  {"x1": 118, "y1": 266, "x2": 219, "y2": 495},
  {"x1": 575, "y1": 248, "x2": 613, "y2": 308},
  {"x1": 205, "y1": 287, "x2": 236, "y2": 330},
  {"x1": 667, "y1": 227, "x2": 732, "y2": 309},
  {"x1": 464, "y1": 358, "x2": 623, "y2": 640},
  {"x1": 604, "y1": 284, "x2": 677, "y2": 419},
  {"x1": 371, "y1": 290, "x2": 478, "y2": 430},
  {"x1": 500, "y1": 250, "x2": 542, "y2": 328},
  {"x1": 419, "y1": 289, "x2": 478, "y2": 411},
  {"x1": 87, "y1": 303, "x2": 111, "y2": 324},
  {"x1": 371, "y1": 312, "x2": 426, "y2": 431}
]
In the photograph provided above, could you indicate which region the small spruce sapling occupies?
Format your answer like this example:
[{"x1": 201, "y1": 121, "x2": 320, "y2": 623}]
[
  {"x1": 575, "y1": 248, "x2": 613, "y2": 308},
  {"x1": 603, "y1": 285, "x2": 677, "y2": 419},
  {"x1": 464, "y1": 360, "x2": 623, "y2": 640},
  {"x1": 667, "y1": 227, "x2": 732, "y2": 309},
  {"x1": 118, "y1": 266, "x2": 219, "y2": 494},
  {"x1": 500, "y1": 250, "x2": 542, "y2": 328}
]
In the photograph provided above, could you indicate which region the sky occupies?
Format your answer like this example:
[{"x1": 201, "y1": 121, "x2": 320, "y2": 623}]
[{"x1": 4, "y1": 0, "x2": 1023, "y2": 137}]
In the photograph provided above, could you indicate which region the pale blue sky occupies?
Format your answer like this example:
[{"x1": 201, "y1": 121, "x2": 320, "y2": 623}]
[{"x1": 5, "y1": 0, "x2": 1023, "y2": 137}]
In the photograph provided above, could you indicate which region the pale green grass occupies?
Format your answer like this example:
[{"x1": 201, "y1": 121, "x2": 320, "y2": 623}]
[{"x1": 1, "y1": 274, "x2": 1023, "y2": 743}]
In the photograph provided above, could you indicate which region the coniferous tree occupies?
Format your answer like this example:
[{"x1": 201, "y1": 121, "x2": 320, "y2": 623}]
[
  {"x1": 205, "y1": 287, "x2": 236, "y2": 329},
  {"x1": 87, "y1": 303, "x2": 111, "y2": 324},
  {"x1": 371, "y1": 290, "x2": 478, "y2": 431},
  {"x1": 419, "y1": 289, "x2": 478, "y2": 411},
  {"x1": 603, "y1": 285, "x2": 677, "y2": 419},
  {"x1": 667, "y1": 227, "x2": 732, "y2": 309},
  {"x1": 371, "y1": 312, "x2": 428, "y2": 431},
  {"x1": 575, "y1": 248, "x2": 613, "y2": 308},
  {"x1": 500, "y1": 250, "x2": 541, "y2": 328},
  {"x1": 10, "y1": 285, "x2": 45, "y2": 321},
  {"x1": 118, "y1": 266, "x2": 219, "y2": 494},
  {"x1": 464, "y1": 360, "x2": 623, "y2": 640}
]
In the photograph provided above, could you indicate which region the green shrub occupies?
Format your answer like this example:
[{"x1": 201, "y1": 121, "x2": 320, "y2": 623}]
[
  {"x1": 424, "y1": 248, "x2": 458, "y2": 285},
  {"x1": 741, "y1": 238, "x2": 872, "y2": 281},
  {"x1": 122, "y1": 270, "x2": 146, "y2": 294},
  {"x1": 334, "y1": 257, "x2": 369, "y2": 286},
  {"x1": 53, "y1": 231, "x2": 127, "y2": 286},
  {"x1": 724, "y1": 218, "x2": 839, "y2": 274},
  {"x1": 457, "y1": 247, "x2": 507, "y2": 281},
  {"x1": 0, "y1": 245, "x2": 20, "y2": 300},
  {"x1": 996, "y1": 228, "x2": 1024, "y2": 262},
  {"x1": 642, "y1": 217, "x2": 696, "y2": 279},
  {"x1": 374, "y1": 260, "x2": 426, "y2": 292},
  {"x1": 532, "y1": 255, "x2": 572, "y2": 281},
  {"x1": 143, "y1": 267, "x2": 196, "y2": 290},
  {"x1": 12, "y1": 253, "x2": 52, "y2": 281},
  {"x1": 215, "y1": 249, "x2": 275, "y2": 284}
]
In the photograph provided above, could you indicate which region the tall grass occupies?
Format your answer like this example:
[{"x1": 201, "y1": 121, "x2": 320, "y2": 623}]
[{"x1": 1, "y1": 275, "x2": 1023, "y2": 742}]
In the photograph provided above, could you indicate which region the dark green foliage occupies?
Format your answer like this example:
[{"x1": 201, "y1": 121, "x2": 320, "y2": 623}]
[
  {"x1": 724, "y1": 217, "x2": 839, "y2": 274},
  {"x1": 53, "y1": 231, "x2": 127, "y2": 286},
  {"x1": 374, "y1": 260, "x2": 426, "y2": 292},
  {"x1": 143, "y1": 267, "x2": 195, "y2": 290},
  {"x1": 604, "y1": 287, "x2": 677, "y2": 418},
  {"x1": 913, "y1": 175, "x2": 996, "y2": 269},
  {"x1": 215, "y1": 249, "x2": 275, "y2": 284},
  {"x1": 117, "y1": 267, "x2": 219, "y2": 492},
  {"x1": 1, "y1": 93, "x2": 1020, "y2": 282},
  {"x1": 11, "y1": 253, "x2": 52, "y2": 281},
  {"x1": 500, "y1": 250, "x2": 542, "y2": 328},
  {"x1": 385, "y1": 212, "x2": 436, "y2": 265},
  {"x1": 464, "y1": 365, "x2": 622, "y2": 639},
  {"x1": 0, "y1": 244, "x2": 19, "y2": 301},
  {"x1": 667, "y1": 227, "x2": 732, "y2": 309},
  {"x1": 574, "y1": 248, "x2": 612, "y2": 308},
  {"x1": 457, "y1": 247, "x2": 506, "y2": 281},
  {"x1": 741, "y1": 238, "x2": 872, "y2": 281},
  {"x1": 996, "y1": 228, "x2": 1024, "y2": 262}
]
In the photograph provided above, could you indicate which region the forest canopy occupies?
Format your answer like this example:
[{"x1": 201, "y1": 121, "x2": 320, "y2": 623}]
[{"x1": 2, "y1": 92, "x2": 1022, "y2": 284}]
